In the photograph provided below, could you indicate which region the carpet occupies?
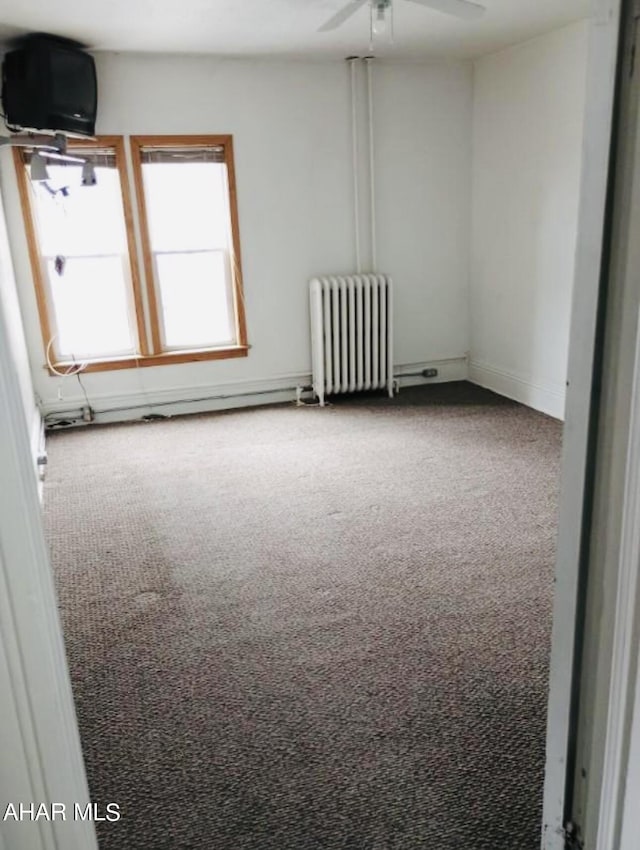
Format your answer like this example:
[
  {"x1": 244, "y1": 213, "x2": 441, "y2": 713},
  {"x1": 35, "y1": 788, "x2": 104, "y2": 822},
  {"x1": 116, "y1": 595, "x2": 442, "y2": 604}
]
[{"x1": 44, "y1": 382, "x2": 561, "y2": 849}]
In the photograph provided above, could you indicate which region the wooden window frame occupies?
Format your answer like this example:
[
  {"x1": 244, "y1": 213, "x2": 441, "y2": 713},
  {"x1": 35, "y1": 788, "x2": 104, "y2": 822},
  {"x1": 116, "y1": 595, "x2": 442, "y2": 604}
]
[
  {"x1": 129, "y1": 134, "x2": 248, "y2": 361},
  {"x1": 14, "y1": 135, "x2": 152, "y2": 373},
  {"x1": 14, "y1": 134, "x2": 249, "y2": 375}
]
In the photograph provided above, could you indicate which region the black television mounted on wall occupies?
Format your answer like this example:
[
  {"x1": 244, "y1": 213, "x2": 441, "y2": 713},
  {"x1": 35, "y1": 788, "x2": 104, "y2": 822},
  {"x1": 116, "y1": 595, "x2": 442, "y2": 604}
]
[{"x1": 2, "y1": 34, "x2": 97, "y2": 137}]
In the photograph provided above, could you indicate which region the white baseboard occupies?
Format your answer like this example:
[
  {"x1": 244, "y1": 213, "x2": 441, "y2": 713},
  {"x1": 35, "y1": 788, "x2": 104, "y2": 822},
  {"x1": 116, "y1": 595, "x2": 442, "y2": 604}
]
[
  {"x1": 41, "y1": 357, "x2": 470, "y2": 426},
  {"x1": 394, "y1": 356, "x2": 469, "y2": 388},
  {"x1": 468, "y1": 359, "x2": 565, "y2": 420},
  {"x1": 42, "y1": 357, "x2": 563, "y2": 424},
  {"x1": 27, "y1": 406, "x2": 45, "y2": 495},
  {"x1": 42, "y1": 372, "x2": 313, "y2": 425},
  {"x1": 29, "y1": 406, "x2": 42, "y2": 460}
]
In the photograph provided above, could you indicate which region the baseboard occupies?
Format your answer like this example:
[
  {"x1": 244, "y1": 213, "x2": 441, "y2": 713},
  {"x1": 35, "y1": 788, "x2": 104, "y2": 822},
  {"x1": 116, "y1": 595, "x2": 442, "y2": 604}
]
[
  {"x1": 27, "y1": 406, "x2": 46, "y2": 497},
  {"x1": 468, "y1": 359, "x2": 565, "y2": 420},
  {"x1": 41, "y1": 357, "x2": 470, "y2": 426},
  {"x1": 41, "y1": 372, "x2": 314, "y2": 425},
  {"x1": 29, "y1": 406, "x2": 42, "y2": 459},
  {"x1": 394, "y1": 356, "x2": 469, "y2": 388}
]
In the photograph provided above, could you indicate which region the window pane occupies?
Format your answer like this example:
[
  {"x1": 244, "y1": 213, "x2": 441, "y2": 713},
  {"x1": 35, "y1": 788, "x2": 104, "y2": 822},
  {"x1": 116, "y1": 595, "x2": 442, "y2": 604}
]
[
  {"x1": 32, "y1": 165, "x2": 127, "y2": 257},
  {"x1": 141, "y1": 162, "x2": 230, "y2": 252},
  {"x1": 48, "y1": 256, "x2": 136, "y2": 360},
  {"x1": 156, "y1": 251, "x2": 235, "y2": 349},
  {"x1": 24, "y1": 148, "x2": 140, "y2": 364}
]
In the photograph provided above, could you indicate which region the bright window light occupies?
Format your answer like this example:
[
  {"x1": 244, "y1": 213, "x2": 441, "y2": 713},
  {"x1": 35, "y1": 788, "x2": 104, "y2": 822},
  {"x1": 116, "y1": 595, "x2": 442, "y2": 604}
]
[
  {"x1": 16, "y1": 136, "x2": 247, "y2": 371},
  {"x1": 48, "y1": 256, "x2": 134, "y2": 359},
  {"x1": 30, "y1": 161, "x2": 137, "y2": 361},
  {"x1": 156, "y1": 251, "x2": 234, "y2": 349},
  {"x1": 141, "y1": 160, "x2": 237, "y2": 350}
]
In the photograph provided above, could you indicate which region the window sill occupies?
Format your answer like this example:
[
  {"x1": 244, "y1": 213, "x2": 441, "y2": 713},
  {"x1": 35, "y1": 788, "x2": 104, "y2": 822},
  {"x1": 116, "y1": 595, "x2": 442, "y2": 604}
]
[{"x1": 47, "y1": 345, "x2": 250, "y2": 375}]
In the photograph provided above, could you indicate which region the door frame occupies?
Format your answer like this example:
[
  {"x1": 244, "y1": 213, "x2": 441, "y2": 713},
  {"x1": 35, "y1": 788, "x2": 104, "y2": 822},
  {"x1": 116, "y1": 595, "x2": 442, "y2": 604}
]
[
  {"x1": 0, "y1": 237, "x2": 97, "y2": 847},
  {"x1": 571, "y1": 0, "x2": 640, "y2": 845},
  {"x1": 541, "y1": 1, "x2": 623, "y2": 848}
]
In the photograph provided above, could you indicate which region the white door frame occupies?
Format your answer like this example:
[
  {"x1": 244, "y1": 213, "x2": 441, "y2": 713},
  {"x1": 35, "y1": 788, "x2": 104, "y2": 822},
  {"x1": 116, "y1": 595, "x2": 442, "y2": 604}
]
[
  {"x1": 595, "y1": 276, "x2": 640, "y2": 850},
  {"x1": 542, "y1": 1, "x2": 622, "y2": 847},
  {"x1": 0, "y1": 261, "x2": 97, "y2": 846},
  {"x1": 586, "y1": 0, "x2": 640, "y2": 844},
  {"x1": 618, "y1": 638, "x2": 640, "y2": 850}
]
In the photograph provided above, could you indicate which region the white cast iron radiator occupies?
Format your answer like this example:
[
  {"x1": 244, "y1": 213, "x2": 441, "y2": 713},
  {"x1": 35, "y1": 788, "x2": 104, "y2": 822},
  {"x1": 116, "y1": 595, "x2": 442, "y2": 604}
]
[{"x1": 309, "y1": 274, "x2": 394, "y2": 406}]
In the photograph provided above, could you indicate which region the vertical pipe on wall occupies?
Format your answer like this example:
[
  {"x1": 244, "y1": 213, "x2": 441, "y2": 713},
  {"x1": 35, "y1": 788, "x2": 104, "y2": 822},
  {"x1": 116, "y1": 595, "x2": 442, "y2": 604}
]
[
  {"x1": 365, "y1": 56, "x2": 377, "y2": 273},
  {"x1": 348, "y1": 57, "x2": 362, "y2": 274}
]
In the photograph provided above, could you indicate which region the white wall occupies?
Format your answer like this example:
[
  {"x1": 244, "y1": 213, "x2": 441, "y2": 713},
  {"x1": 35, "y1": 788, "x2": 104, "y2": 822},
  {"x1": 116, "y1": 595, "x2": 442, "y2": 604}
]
[
  {"x1": 469, "y1": 22, "x2": 589, "y2": 419},
  {"x1": 0, "y1": 180, "x2": 40, "y2": 459},
  {"x1": 375, "y1": 62, "x2": 472, "y2": 365},
  {"x1": 1, "y1": 55, "x2": 472, "y2": 421}
]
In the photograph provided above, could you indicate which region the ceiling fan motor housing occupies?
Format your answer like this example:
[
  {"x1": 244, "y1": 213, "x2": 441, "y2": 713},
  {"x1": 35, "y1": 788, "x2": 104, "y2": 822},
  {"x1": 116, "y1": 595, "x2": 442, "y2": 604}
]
[{"x1": 318, "y1": 0, "x2": 486, "y2": 36}]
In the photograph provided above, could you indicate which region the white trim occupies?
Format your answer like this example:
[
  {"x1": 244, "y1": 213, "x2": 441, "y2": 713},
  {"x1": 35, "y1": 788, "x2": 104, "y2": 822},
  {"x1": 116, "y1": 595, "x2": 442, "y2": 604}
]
[
  {"x1": 619, "y1": 640, "x2": 640, "y2": 850},
  {"x1": 394, "y1": 356, "x2": 469, "y2": 387},
  {"x1": 29, "y1": 406, "x2": 45, "y2": 500},
  {"x1": 41, "y1": 357, "x2": 470, "y2": 425},
  {"x1": 29, "y1": 405, "x2": 43, "y2": 467},
  {"x1": 43, "y1": 371, "x2": 312, "y2": 423},
  {"x1": 543, "y1": 3, "x2": 622, "y2": 848},
  {"x1": 468, "y1": 359, "x2": 565, "y2": 419},
  {"x1": 593, "y1": 4, "x2": 640, "y2": 841},
  {"x1": 29, "y1": 406, "x2": 42, "y2": 462},
  {"x1": 0, "y1": 235, "x2": 97, "y2": 849},
  {"x1": 595, "y1": 303, "x2": 640, "y2": 850}
]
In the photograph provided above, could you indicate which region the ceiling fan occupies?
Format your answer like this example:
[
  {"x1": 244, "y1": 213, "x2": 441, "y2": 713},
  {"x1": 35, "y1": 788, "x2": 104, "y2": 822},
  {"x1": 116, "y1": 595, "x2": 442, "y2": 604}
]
[{"x1": 318, "y1": 0, "x2": 486, "y2": 33}]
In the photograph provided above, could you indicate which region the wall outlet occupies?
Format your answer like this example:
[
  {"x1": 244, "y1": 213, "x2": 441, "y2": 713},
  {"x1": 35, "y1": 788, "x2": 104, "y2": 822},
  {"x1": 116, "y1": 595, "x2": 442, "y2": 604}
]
[{"x1": 422, "y1": 368, "x2": 438, "y2": 378}]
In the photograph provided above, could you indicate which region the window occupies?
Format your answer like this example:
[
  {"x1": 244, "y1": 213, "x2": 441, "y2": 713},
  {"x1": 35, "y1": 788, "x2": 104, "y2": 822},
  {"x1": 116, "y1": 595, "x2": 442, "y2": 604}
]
[
  {"x1": 130, "y1": 136, "x2": 246, "y2": 356},
  {"x1": 15, "y1": 137, "x2": 146, "y2": 369},
  {"x1": 15, "y1": 134, "x2": 248, "y2": 373}
]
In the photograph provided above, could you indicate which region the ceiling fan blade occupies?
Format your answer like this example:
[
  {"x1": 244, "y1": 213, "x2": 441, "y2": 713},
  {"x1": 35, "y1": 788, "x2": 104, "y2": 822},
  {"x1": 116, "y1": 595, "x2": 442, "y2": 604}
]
[
  {"x1": 405, "y1": 0, "x2": 486, "y2": 20},
  {"x1": 318, "y1": 0, "x2": 369, "y2": 32}
]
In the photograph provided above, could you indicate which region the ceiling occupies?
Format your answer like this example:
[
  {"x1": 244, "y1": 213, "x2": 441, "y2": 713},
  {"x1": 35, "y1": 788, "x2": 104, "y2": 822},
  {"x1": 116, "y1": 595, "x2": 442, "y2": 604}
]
[{"x1": 0, "y1": 0, "x2": 592, "y2": 60}]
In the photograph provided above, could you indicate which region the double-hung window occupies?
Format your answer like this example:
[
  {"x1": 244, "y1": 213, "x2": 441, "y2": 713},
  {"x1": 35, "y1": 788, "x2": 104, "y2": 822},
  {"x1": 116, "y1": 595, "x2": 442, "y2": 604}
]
[
  {"x1": 15, "y1": 134, "x2": 248, "y2": 373},
  {"x1": 130, "y1": 136, "x2": 246, "y2": 356},
  {"x1": 16, "y1": 137, "x2": 145, "y2": 368}
]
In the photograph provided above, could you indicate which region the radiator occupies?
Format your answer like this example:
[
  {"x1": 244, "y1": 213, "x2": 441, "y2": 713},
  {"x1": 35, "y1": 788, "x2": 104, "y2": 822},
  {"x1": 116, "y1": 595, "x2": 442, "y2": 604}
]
[{"x1": 309, "y1": 274, "x2": 394, "y2": 406}]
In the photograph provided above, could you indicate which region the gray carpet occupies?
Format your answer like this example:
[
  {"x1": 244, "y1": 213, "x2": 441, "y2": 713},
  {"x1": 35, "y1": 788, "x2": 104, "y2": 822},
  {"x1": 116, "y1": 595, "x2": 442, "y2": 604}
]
[{"x1": 44, "y1": 382, "x2": 561, "y2": 850}]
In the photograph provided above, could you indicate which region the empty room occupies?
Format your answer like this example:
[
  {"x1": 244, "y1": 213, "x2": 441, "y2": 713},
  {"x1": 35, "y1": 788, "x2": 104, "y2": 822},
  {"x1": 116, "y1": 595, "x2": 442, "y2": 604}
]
[{"x1": 0, "y1": 1, "x2": 602, "y2": 849}]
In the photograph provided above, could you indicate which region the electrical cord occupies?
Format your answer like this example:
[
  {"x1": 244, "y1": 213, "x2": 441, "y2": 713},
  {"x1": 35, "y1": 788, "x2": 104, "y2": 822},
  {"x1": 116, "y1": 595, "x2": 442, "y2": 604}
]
[
  {"x1": 75, "y1": 371, "x2": 91, "y2": 409},
  {"x1": 45, "y1": 336, "x2": 86, "y2": 377},
  {"x1": 45, "y1": 336, "x2": 94, "y2": 420}
]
